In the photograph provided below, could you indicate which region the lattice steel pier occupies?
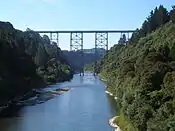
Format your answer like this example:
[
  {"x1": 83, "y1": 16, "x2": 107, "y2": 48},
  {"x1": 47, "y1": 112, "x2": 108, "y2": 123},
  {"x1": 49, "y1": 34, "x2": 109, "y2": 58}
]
[
  {"x1": 94, "y1": 32, "x2": 108, "y2": 75},
  {"x1": 70, "y1": 32, "x2": 84, "y2": 76}
]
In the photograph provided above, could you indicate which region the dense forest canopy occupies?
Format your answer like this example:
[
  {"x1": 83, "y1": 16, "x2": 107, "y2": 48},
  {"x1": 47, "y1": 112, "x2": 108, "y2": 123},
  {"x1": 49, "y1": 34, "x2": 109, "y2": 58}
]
[
  {"x1": 100, "y1": 5, "x2": 175, "y2": 131},
  {"x1": 0, "y1": 22, "x2": 73, "y2": 104}
]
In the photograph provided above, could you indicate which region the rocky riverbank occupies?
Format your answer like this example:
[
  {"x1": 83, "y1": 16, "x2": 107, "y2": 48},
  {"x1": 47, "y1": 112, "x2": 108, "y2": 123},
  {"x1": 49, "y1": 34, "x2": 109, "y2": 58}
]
[
  {"x1": 109, "y1": 116, "x2": 121, "y2": 131},
  {"x1": 105, "y1": 88, "x2": 121, "y2": 131},
  {"x1": 0, "y1": 88, "x2": 70, "y2": 113},
  {"x1": 105, "y1": 90, "x2": 118, "y2": 100},
  {"x1": 15, "y1": 88, "x2": 70, "y2": 106}
]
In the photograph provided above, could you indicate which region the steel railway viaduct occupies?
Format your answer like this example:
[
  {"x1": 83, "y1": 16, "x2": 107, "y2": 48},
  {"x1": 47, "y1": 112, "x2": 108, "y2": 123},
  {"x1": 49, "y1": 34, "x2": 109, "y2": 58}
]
[{"x1": 35, "y1": 30, "x2": 135, "y2": 76}]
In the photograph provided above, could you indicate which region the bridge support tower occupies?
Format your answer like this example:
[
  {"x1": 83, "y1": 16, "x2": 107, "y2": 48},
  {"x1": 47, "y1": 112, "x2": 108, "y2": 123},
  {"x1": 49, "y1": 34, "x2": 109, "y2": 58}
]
[
  {"x1": 70, "y1": 32, "x2": 84, "y2": 76},
  {"x1": 94, "y1": 32, "x2": 108, "y2": 75}
]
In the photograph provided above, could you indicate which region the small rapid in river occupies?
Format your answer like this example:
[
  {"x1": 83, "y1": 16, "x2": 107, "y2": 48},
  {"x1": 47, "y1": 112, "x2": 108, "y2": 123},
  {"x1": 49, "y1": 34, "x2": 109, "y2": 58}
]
[{"x1": 0, "y1": 73, "x2": 117, "y2": 131}]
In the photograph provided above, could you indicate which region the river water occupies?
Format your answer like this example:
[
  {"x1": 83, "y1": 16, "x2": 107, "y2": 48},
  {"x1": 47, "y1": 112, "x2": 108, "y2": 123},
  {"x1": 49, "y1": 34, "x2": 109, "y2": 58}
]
[{"x1": 0, "y1": 73, "x2": 117, "y2": 131}]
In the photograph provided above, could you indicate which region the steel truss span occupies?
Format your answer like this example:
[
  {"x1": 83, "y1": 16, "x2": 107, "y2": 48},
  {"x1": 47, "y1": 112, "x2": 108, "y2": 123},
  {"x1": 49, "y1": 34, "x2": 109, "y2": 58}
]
[
  {"x1": 34, "y1": 30, "x2": 135, "y2": 75},
  {"x1": 35, "y1": 30, "x2": 135, "y2": 33}
]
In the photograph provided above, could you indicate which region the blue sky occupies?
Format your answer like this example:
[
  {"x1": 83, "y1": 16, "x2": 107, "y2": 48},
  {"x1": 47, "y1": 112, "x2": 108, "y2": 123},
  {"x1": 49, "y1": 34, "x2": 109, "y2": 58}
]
[{"x1": 1, "y1": 0, "x2": 174, "y2": 50}]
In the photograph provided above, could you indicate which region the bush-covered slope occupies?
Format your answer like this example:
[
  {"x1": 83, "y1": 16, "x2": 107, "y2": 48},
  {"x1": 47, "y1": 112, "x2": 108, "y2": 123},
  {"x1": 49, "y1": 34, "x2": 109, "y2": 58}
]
[
  {"x1": 84, "y1": 60, "x2": 103, "y2": 73},
  {"x1": 0, "y1": 21, "x2": 73, "y2": 103},
  {"x1": 63, "y1": 48, "x2": 105, "y2": 73},
  {"x1": 100, "y1": 5, "x2": 175, "y2": 131}
]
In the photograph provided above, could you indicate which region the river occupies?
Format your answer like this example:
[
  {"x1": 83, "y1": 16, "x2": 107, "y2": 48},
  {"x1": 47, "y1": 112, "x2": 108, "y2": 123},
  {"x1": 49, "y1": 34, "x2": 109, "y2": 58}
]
[{"x1": 0, "y1": 73, "x2": 118, "y2": 131}]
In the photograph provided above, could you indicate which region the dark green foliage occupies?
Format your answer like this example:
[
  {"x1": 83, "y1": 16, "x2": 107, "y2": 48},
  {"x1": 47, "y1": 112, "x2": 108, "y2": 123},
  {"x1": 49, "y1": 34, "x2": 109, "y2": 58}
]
[
  {"x1": 0, "y1": 21, "x2": 73, "y2": 104},
  {"x1": 84, "y1": 60, "x2": 103, "y2": 73},
  {"x1": 63, "y1": 48, "x2": 105, "y2": 73},
  {"x1": 35, "y1": 44, "x2": 48, "y2": 66},
  {"x1": 24, "y1": 29, "x2": 73, "y2": 83},
  {"x1": 170, "y1": 6, "x2": 175, "y2": 23},
  {"x1": 131, "y1": 5, "x2": 170, "y2": 43},
  {"x1": 118, "y1": 34, "x2": 127, "y2": 45},
  {"x1": 100, "y1": 5, "x2": 175, "y2": 131}
]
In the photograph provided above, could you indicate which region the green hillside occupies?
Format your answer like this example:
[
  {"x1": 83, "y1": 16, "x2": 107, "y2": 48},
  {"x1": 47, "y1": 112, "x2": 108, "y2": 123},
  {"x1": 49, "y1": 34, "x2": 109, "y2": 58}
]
[
  {"x1": 63, "y1": 48, "x2": 105, "y2": 72},
  {"x1": 0, "y1": 22, "x2": 73, "y2": 104},
  {"x1": 100, "y1": 5, "x2": 175, "y2": 131}
]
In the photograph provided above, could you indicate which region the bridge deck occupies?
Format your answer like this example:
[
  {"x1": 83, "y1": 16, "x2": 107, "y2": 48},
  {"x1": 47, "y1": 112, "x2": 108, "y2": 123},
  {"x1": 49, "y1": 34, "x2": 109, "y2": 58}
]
[{"x1": 35, "y1": 30, "x2": 135, "y2": 33}]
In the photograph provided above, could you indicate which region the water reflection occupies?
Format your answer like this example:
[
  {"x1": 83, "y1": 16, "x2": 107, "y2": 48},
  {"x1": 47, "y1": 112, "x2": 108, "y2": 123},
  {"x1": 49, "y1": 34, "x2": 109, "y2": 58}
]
[
  {"x1": 0, "y1": 73, "x2": 117, "y2": 131},
  {"x1": 94, "y1": 75, "x2": 98, "y2": 84},
  {"x1": 80, "y1": 76, "x2": 84, "y2": 84}
]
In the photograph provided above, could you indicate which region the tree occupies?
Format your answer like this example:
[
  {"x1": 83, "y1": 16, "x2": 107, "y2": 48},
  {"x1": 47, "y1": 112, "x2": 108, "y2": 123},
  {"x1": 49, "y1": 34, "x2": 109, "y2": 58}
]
[
  {"x1": 26, "y1": 28, "x2": 33, "y2": 32},
  {"x1": 35, "y1": 44, "x2": 48, "y2": 66},
  {"x1": 130, "y1": 29, "x2": 141, "y2": 42},
  {"x1": 157, "y1": 5, "x2": 169, "y2": 25},
  {"x1": 43, "y1": 35, "x2": 50, "y2": 44},
  {"x1": 141, "y1": 20, "x2": 149, "y2": 35},
  {"x1": 118, "y1": 34, "x2": 126, "y2": 45},
  {"x1": 123, "y1": 34, "x2": 126, "y2": 43},
  {"x1": 170, "y1": 6, "x2": 175, "y2": 23},
  {"x1": 147, "y1": 10, "x2": 156, "y2": 31}
]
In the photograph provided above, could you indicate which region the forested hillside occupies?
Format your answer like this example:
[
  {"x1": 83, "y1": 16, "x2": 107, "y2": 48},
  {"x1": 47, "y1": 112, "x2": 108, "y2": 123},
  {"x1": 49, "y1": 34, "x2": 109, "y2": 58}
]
[
  {"x1": 0, "y1": 22, "x2": 73, "y2": 104},
  {"x1": 63, "y1": 48, "x2": 105, "y2": 72},
  {"x1": 84, "y1": 60, "x2": 103, "y2": 73},
  {"x1": 100, "y1": 5, "x2": 175, "y2": 131}
]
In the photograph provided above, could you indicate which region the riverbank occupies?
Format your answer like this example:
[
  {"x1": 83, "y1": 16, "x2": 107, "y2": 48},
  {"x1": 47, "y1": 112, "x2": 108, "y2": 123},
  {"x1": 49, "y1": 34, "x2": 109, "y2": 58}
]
[
  {"x1": 105, "y1": 90, "x2": 118, "y2": 100},
  {"x1": 0, "y1": 87, "x2": 70, "y2": 114},
  {"x1": 109, "y1": 116, "x2": 121, "y2": 131},
  {"x1": 105, "y1": 86, "x2": 136, "y2": 131},
  {"x1": 104, "y1": 84, "x2": 121, "y2": 131},
  {"x1": 0, "y1": 72, "x2": 73, "y2": 113}
]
